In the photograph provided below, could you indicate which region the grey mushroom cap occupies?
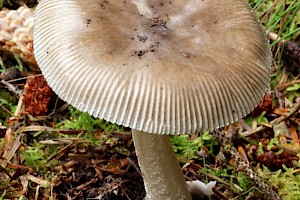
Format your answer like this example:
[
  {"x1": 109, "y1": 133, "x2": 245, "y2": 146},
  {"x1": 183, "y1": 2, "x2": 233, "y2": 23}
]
[{"x1": 34, "y1": 0, "x2": 272, "y2": 134}]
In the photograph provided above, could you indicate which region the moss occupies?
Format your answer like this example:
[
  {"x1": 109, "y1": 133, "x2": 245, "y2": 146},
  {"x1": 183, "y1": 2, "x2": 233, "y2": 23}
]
[
  {"x1": 0, "y1": 91, "x2": 17, "y2": 125},
  {"x1": 237, "y1": 172, "x2": 251, "y2": 191},
  {"x1": 21, "y1": 141, "x2": 59, "y2": 174},
  {"x1": 171, "y1": 132, "x2": 218, "y2": 162},
  {"x1": 57, "y1": 106, "x2": 126, "y2": 133},
  {"x1": 262, "y1": 165, "x2": 300, "y2": 200}
]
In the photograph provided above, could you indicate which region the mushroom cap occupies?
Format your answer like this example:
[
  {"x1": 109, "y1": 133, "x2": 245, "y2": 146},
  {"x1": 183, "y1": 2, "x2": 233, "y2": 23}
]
[{"x1": 34, "y1": 0, "x2": 272, "y2": 134}]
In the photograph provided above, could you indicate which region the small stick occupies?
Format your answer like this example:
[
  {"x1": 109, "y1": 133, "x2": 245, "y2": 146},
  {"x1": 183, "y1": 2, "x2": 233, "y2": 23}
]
[
  {"x1": 269, "y1": 32, "x2": 284, "y2": 43},
  {"x1": 1, "y1": 79, "x2": 22, "y2": 97},
  {"x1": 127, "y1": 157, "x2": 142, "y2": 176},
  {"x1": 0, "y1": 131, "x2": 22, "y2": 168},
  {"x1": 277, "y1": 79, "x2": 300, "y2": 91},
  {"x1": 239, "y1": 103, "x2": 300, "y2": 137}
]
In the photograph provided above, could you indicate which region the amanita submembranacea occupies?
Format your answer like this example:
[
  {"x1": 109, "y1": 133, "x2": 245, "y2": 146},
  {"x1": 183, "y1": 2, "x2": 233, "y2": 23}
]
[{"x1": 34, "y1": 0, "x2": 272, "y2": 199}]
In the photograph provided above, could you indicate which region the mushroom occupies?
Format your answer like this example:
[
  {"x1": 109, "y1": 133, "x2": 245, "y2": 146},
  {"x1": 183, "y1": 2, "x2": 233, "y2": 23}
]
[
  {"x1": 0, "y1": 6, "x2": 37, "y2": 70},
  {"x1": 34, "y1": 0, "x2": 272, "y2": 199}
]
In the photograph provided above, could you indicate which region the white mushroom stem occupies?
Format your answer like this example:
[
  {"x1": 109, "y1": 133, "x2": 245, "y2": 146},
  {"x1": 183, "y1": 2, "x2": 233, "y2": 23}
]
[{"x1": 132, "y1": 129, "x2": 192, "y2": 200}]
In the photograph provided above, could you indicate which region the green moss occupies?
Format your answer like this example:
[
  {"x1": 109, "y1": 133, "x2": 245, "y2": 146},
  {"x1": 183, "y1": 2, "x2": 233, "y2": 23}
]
[
  {"x1": 0, "y1": 91, "x2": 17, "y2": 125},
  {"x1": 171, "y1": 134, "x2": 199, "y2": 161},
  {"x1": 267, "y1": 130, "x2": 280, "y2": 150},
  {"x1": 245, "y1": 111, "x2": 269, "y2": 126},
  {"x1": 21, "y1": 141, "x2": 58, "y2": 174},
  {"x1": 57, "y1": 106, "x2": 126, "y2": 133},
  {"x1": 171, "y1": 132, "x2": 218, "y2": 162},
  {"x1": 237, "y1": 172, "x2": 251, "y2": 191},
  {"x1": 263, "y1": 165, "x2": 300, "y2": 200},
  {"x1": 285, "y1": 83, "x2": 300, "y2": 103}
]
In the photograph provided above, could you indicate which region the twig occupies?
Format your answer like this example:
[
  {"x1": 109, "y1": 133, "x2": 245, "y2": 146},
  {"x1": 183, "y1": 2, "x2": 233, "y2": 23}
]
[
  {"x1": 76, "y1": 178, "x2": 98, "y2": 190},
  {"x1": 1, "y1": 79, "x2": 22, "y2": 97},
  {"x1": 18, "y1": 125, "x2": 57, "y2": 132},
  {"x1": 0, "y1": 130, "x2": 22, "y2": 168},
  {"x1": 213, "y1": 130, "x2": 281, "y2": 200},
  {"x1": 0, "y1": 56, "x2": 5, "y2": 71},
  {"x1": 275, "y1": 144, "x2": 298, "y2": 155},
  {"x1": 47, "y1": 141, "x2": 81, "y2": 161},
  {"x1": 0, "y1": 105, "x2": 14, "y2": 116},
  {"x1": 269, "y1": 32, "x2": 284, "y2": 44},
  {"x1": 25, "y1": 174, "x2": 50, "y2": 187},
  {"x1": 5, "y1": 74, "x2": 43, "y2": 83},
  {"x1": 206, "y1": 173, "x2": 243, "y2": 192},
  {"x1": 127, "y1": 157, "x2": 142, "y2": 176},
  {"x1": 239, "y1": 103, "x2": 300, "y2": 137},
  {"x1": 229, "y1": 146, "x2": 281, "y2": 200},
  {"x1": 0, "y1": 125, "x2": 7, "y2": 129},
  {"x1": 35, "y1": 185, "x2": 40, "y2": 200},
  {"x1": 277, "y1": 79, "x2": 300, "y2": 91},
  {"x1": 14, "y1": 95, "x2": 24, "y2": 116}
]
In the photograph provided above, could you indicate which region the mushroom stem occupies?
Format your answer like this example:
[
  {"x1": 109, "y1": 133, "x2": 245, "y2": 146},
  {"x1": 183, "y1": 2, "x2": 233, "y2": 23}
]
[{"x1": 132, "y1": 129, "x2": 192, "y2": 200}]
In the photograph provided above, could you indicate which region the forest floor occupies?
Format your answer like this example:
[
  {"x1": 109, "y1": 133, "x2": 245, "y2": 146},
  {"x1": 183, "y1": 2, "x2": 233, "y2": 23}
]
[{"x1": 0, "y1": 0, "x2": 300, "y2": 199}]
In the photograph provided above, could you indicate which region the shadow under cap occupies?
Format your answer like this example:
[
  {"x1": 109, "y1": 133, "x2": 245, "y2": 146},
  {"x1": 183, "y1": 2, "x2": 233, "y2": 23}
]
[{"x1": 34, "y1": 0, "x2": 272, "y2": 134}]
